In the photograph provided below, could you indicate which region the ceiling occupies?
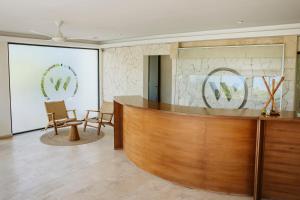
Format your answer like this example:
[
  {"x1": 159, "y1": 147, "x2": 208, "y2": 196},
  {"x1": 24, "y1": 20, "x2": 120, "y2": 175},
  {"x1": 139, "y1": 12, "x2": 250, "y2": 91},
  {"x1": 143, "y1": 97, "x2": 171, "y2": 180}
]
[{"x1": 0, "y1": 0, "x2": 300, "y2": 44}]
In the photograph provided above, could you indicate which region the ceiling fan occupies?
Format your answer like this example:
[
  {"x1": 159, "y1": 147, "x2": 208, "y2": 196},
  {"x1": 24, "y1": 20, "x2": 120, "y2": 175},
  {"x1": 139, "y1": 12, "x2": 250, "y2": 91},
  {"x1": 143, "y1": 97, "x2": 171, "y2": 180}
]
[{"x1": 31, "y1": 20, "x2": 97, "y2": 42}]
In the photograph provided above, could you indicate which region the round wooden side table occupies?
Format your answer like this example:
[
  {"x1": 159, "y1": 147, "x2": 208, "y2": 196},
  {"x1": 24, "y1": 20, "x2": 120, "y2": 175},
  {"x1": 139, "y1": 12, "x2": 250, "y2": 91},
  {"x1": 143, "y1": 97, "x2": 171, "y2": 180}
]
[{"x1": 66, "y1": 121, "x2": 83, "y2": 141}]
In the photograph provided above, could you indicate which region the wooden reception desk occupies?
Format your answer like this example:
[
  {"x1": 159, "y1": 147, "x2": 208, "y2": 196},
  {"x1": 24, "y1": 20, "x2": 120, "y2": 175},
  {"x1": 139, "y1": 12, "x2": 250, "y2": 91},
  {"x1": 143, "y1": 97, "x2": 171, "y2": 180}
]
[{"x1": 114, "y1": 96, "x2": 300, "y2": 200}]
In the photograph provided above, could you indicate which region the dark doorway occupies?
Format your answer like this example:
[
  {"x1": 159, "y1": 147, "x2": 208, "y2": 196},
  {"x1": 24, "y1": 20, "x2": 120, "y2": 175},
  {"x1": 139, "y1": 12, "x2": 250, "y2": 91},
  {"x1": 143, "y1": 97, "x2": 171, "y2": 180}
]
[{"x1": 148, "y1": 56, "x2": 161, "y2": 102}]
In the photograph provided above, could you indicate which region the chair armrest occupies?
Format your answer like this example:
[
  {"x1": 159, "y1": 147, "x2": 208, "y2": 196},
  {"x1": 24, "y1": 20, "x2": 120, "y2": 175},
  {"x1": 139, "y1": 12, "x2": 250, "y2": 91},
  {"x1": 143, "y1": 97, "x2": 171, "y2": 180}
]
[
  {"x1": 101, "y1": 112, "x2": 113, "y2": 115},
  {"x1": 67, "y1": 109, "x2": 77, "y2": 119},
  {"x1": 99, "y1": 113, "x2": 114, "y2": 123},
  {"x1": 87, "y1": 110, "x2": 100, "y2": 112},
  {"x1": 84, "y1": 110, "x2": 102, "y2": 121}
]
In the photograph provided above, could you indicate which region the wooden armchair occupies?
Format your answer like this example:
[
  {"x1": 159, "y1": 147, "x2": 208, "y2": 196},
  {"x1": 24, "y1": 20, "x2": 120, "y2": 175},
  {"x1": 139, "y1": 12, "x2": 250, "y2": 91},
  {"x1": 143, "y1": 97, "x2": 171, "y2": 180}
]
[
  {"x1": 44, "y1": 101, "x2": 77, "y2": 135},
  {"x1": 83, "y1": 102, "x2": 114, "y2": 135}
]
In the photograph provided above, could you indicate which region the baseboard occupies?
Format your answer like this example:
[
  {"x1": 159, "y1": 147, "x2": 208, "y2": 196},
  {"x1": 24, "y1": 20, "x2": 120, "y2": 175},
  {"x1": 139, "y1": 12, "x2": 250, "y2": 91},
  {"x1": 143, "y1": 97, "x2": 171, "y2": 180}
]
[{"x1": 0, "y1": 134, "x2": 13, "y2": 139}]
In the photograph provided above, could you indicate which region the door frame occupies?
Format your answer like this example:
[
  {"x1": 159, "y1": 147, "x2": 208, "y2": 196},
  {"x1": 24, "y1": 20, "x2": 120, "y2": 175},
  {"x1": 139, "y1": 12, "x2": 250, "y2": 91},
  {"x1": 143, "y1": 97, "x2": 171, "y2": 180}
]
[{"x1": 148, "y1": 55, "x2": 161, "y2": 102}]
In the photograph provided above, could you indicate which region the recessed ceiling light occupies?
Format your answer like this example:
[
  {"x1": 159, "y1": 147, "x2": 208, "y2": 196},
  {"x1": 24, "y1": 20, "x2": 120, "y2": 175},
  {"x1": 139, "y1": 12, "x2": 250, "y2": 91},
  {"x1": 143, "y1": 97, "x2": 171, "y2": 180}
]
[{"x1": 237, "y1": 20, "x2": 244, "y2": 24}]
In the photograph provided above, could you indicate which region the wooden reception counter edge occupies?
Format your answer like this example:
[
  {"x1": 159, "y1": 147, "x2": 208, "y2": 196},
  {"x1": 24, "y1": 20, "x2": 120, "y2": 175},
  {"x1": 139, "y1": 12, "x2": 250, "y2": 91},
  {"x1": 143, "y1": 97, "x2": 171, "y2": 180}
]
[{"x1": 114, "y1": 96, "x2": 300, "y2": 200}]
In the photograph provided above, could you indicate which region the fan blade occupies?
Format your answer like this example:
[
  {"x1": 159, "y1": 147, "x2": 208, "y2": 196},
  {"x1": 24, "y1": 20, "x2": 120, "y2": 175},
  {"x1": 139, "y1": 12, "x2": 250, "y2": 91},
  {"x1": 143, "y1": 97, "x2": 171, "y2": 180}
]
[
  {"x1": 30, "y1": 30, "x2": 53, "y2": 38},
  {"x1": 67, "y1": 36, "x2": 99, "y2": 41},
  {"x1": 67, "y1": 36, "x2": 99, "y2": 40}
]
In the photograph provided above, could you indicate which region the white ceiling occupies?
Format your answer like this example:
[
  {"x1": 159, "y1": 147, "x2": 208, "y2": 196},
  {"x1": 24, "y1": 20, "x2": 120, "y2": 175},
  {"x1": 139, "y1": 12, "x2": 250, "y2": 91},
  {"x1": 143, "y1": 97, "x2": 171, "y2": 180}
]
[{"x1": 0, "y1": 0, "x2": 300, "y2": 44}]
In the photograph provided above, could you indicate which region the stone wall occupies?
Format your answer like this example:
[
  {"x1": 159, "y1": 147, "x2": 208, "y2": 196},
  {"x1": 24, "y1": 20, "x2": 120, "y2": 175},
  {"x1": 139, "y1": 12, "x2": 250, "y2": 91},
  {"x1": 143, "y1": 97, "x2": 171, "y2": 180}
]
[
  {"x1": 102, "y1": 36, "x2": 298, "y2": 111},
  {"x1": 102, "y1": 44, "x2": 170, "y2": 101}
]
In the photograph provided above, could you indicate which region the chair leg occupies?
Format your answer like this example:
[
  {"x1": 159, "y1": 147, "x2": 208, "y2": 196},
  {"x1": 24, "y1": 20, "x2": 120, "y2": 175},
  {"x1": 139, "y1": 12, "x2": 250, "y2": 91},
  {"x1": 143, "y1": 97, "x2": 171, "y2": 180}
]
[
  {"x1": 97, "y1": 124, "x2": 101, "y2": 135},
  {"x1": 84, "y1": 111, "x2": 90, "y2": 132},
  {"x1": 83, "y1": 120, "x2": 88, "y2": 132},
  {"x1": 54, "y1": 125, "x2": 58, "y2": 135}
]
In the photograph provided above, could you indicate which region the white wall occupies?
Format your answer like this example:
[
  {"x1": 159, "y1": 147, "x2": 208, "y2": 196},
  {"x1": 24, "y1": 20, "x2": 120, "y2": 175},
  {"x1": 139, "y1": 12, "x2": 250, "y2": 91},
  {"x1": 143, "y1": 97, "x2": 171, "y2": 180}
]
[
  {"x1": 0, "y1": 36, "x2": 100, "y2": 137},
  {"x1": 0, "y1": 42, "x2": 11, "y2": 137},
  {"x1": 143, "y1": 56, "x2": 149, "y2": 99},
  {"x1": 298, "y1": 36, "x2": 300, "y2": 51}
]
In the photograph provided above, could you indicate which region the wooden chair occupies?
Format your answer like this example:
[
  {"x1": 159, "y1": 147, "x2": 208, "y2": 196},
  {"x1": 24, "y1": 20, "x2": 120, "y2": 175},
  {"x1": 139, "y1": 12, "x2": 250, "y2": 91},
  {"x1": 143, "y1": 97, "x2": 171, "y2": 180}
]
[
  {"x1": 44, "y1": 101, "x2": 77, "y2": 135},
  {"x1": 83, "y1": 102, "x2": 114, "y2": 135}
]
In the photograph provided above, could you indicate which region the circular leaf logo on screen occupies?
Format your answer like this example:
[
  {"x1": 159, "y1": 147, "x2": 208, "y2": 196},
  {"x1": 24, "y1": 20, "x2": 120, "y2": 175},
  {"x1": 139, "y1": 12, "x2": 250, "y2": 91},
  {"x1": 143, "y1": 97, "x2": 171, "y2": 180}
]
[
  {"x1": 41, "y1": 64, "x2": 78, "y2": 100},
  {"x1": 202, "y1": 68, "x2": 248, "y2": 109}
]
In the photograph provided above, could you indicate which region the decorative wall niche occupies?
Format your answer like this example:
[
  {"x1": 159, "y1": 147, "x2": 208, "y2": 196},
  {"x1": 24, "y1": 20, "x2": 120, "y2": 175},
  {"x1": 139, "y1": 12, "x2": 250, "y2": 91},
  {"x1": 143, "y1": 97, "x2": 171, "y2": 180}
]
[{"x1": 175, "y1": 45, "x2": 285, "y2": 110}]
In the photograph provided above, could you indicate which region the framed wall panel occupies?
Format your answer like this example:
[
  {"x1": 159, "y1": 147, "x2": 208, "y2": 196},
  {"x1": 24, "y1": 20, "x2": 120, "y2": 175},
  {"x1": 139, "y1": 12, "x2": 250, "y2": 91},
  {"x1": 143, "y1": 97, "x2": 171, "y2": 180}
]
[
  {"x1": 175, "y1": 44, "x2": 284, "y2": 110},
  {"x1": 9, "y1": 43, "x2": 99, "y2": 134}
]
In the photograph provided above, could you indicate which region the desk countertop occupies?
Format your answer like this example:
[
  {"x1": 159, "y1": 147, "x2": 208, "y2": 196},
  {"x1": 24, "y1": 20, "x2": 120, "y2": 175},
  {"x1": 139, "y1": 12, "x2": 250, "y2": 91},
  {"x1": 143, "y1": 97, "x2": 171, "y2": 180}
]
[{"x1": 114, "y1": 95, "x2": 300, "y2": 121}]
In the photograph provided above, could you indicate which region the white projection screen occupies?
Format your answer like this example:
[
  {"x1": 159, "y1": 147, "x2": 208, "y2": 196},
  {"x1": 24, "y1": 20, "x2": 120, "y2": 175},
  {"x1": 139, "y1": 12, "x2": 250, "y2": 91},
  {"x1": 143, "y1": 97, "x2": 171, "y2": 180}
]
[{"x1": 9, "y1": 43, "x2": 99, "y2": 133}]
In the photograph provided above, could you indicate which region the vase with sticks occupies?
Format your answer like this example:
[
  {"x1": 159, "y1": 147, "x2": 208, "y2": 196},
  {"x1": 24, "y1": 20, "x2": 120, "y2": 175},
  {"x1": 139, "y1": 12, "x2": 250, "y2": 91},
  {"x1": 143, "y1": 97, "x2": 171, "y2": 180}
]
[{"x1": 261, "y1": 76, "x2": 284, "y2": 116}]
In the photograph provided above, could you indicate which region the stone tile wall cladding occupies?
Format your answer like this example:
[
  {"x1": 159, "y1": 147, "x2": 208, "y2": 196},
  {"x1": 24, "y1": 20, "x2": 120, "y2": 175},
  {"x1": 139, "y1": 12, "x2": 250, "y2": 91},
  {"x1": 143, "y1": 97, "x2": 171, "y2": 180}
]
[
  {"x1": 175, "y1": 45, "x2": 287, "y2": 110},
  {"x1": 102, "y1": 44, "x2": 170, "y2": 101},
  {"x1": 102, "y1": 37, "x2": 297, "y2": 111}
]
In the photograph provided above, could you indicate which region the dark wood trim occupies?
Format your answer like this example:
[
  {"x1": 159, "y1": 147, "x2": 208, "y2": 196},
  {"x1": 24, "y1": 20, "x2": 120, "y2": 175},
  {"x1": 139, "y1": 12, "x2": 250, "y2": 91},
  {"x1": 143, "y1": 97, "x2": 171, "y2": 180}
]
[
  {"x1": 254, "y1": 120, "x2": 265, "y2": 200},
  {"x1": 113, "y1": 101, "x2": 123, "y2": 149}
]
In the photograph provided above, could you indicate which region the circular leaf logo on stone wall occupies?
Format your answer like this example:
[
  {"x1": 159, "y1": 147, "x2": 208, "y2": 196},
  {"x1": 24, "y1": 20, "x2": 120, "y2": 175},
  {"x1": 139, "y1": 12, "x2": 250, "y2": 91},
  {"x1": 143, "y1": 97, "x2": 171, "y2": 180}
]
[
  {"x1": 41, "y1": 64, "x2": 78, "y2": 100},
  {"x1": 202, "y1": 67, "x2": 248, "y2": 109}
]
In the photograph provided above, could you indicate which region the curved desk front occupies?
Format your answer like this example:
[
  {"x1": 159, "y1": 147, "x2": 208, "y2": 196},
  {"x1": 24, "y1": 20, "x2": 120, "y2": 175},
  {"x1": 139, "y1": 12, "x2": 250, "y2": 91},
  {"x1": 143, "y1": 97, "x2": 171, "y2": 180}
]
[{"x1": 113, "y1": 96, "x2": 300, "y2": 200}]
